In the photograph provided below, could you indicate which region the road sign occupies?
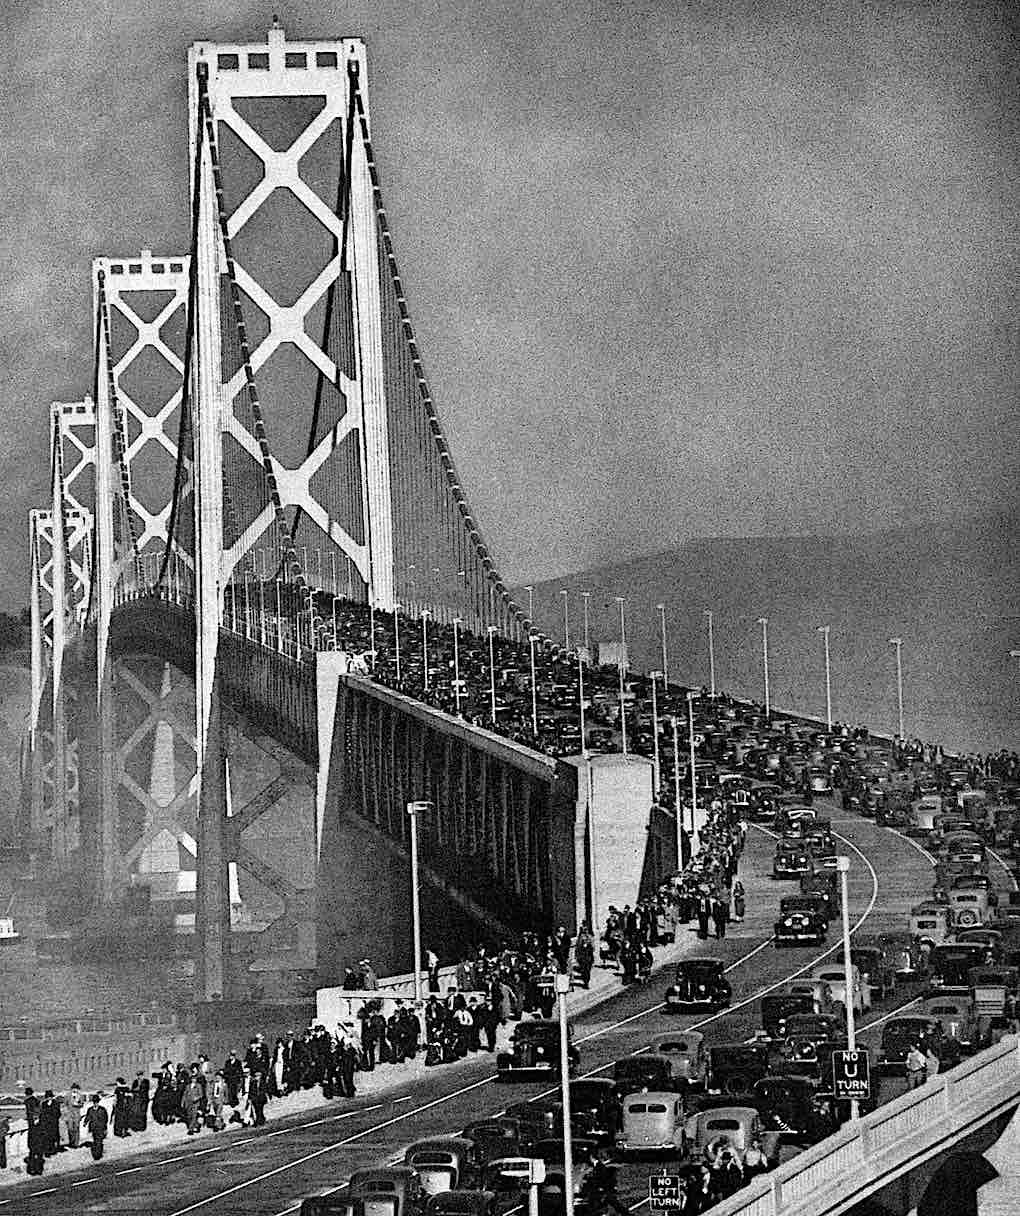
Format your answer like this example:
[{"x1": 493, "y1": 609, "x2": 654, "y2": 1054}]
[
  {"x1": 833, "y1": 1048, "x2": 871, "y2": 1101},
  {"x1": 649, "y1": 1175, "x2": 685, "y2": 1211}
]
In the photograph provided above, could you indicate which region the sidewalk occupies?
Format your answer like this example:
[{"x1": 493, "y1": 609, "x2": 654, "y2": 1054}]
[{"x1": 0, "y1": 827, "x2": 776, "y2": 1186}]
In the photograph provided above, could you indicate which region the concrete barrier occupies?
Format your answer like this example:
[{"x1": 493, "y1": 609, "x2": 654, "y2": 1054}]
[{"x1": 703, "y1": 1036, "x2": 1020, "y2": 1216}]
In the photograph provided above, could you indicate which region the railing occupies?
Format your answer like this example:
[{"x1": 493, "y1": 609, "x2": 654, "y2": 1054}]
[{"x1": 706, "y1": 1036, "x2": 1020, "y2": 1216}]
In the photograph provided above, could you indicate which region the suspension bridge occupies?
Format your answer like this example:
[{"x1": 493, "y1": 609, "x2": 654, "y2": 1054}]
[{"x1": 25, "y1": 23, "x2": 666, "y2": 1004}]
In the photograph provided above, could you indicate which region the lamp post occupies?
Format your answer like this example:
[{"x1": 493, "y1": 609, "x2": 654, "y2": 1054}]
[
  {"x1": 332, "y1": 596, "x2": 340, "y2": 650},
  {"x1": 561, "y1": 589, "x2": 570, "y2": 651},
  {"x1": 556, "y1": 971, "x2": 576, "y2": 1216},
  {"x1": 422, "y1": 609, "x2": 431, "y2": 692},
  {"x1": 616, "y1": 597, "x2": 628, "y2": 755},
  {"x1": 581, "y1": 591, "x2": 591, "y2": 652},
  {"x1": 657, "y1": 603, "x2": 669, "y2": 687},
  {"x1": 524, "y1": 585, "x2": 534, "y2": 625},
  {"x1": 818, "y1": 625, "x2": 832, "y2": 730},
  {"x1": 704, "y1": 609, "x2": 716, "y2": 698},
  {"x1": 453, "y1": 617, "x2": 463, "y2": 716},
  {"x1": 488, "y1": 625, "x2": 498, "y2": 725},
  {"x1": 671, "y1": 715, "x2": 683, "y2": 868},
  {"x1": 394, "y1": 602, "x2": 402, "y2": 683},
  {"x1": 889, "y1": 637, "x2": 904, "y2": 740},
  {"x1": 578, "y1": 647, "x2": 587, "y2": 754},
  {"x1": 406, "y1": 800, "x2": 430, "y2": 1035},
  {"x1": 687, "y1": 691, "x2": 698, "y2": 850},
  {"x1": 650, "y1": 672, "x2": 662, "y2": 794},
  {"x1": 757, "y1": 616, "x2": 770, "y2": 717},
  {"x1": 369, "y1": 599, "x2": 377, "y2": 670},
  {"x1": 835, "y1": 854, "x2": 859, "y2": 1120},
  {"x1": 529, "y1": 633, "x2": 539, "y2": 737}
]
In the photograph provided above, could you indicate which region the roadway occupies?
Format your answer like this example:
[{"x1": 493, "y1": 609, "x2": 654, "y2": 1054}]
[{"x1": 2, "y1": 801, "x2": 960, "y2": 1216}]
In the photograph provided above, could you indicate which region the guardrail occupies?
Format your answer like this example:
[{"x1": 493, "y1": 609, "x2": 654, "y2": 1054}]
[{"x1": 706, "y1": 1035, "x2": 1020, "y2": 1216}]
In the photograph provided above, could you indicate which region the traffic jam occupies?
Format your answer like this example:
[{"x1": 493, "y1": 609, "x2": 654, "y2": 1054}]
[{"x1": 299, "y1": 708, "x2": 1020, "y2": 1216}]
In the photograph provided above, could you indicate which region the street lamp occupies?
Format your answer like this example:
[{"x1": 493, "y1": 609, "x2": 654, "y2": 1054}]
[
  {"x1": 560, "y1": 589, "x2": 570, "y2": 651},
  {"x1": 687, "y1": 691, "x2": 698, "y2": 851},
  {"x1": 406, "y1": 800, "x2": 431, "y2": 1035},
  {"x1": 369, "y1": 598, "x2": 377, "y2": 670},
  {"x1": 556, "y1": 971, "x2": 576, "y2": 1216},
  {"x1": 394, "y1": 602, "x2": 402, "y2": 683},
  {"x1": 889, "y1": 637, "x2": 904, "y2": 739},
  {"x1": 488, "y1": 625, "x2": 498, "y2": 724},
  {"x1": 577, "y1": 647, "x2": 587, "y2": 753},
  {"x1": 671, "y1": 716, "x2": 683, "y2": 869},
  {"x1": 757, "y1": 616, "x2": 770, "y2": 717},
  {"x1": 524, "y1": 585, "x2": 534, "y2": 624},
  {"x1": 818, "y1": 625, "x2": 832, "y2": 730},
  {"x1": 835, "y1": 854, "x2": 859, "y2": 1120},
  {"x1": 452, "y1": 617, "x2": 463, "y2": 716},
  {"x1": 422, "y1": 609, "x2": 431, "y2": 692},
  {"x1": 656, "y1": 603, "x2": 669, "y2": 687},
  {"x1": 650, "y1": 671, "x2": 662, "y2": 793},
  {"x1": 616, "y1": 597, "x2": 628, "y2": 755},
  {"x1": 581, "y1": 591, "x2": 591, "y2": 652},
  {"x1": 529, "y1": 633, "x2": 539, "y2": 736},
  {"x1": 704, "y1": 609, "x2": 716, "y2": 698}
]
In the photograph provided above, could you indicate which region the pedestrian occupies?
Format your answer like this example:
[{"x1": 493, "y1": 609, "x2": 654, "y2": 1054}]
[
  {"x1": 130, "y1": 1071, "x2": 149, "y2": 1132},
  {"x1": 574, "y1": 922, "x2": 595, "y2": 988},
  {"x1": 67, "y1": 1082, "x2": 86, "y2": 1148},
  {"x1": 113, "y1": 1077, "x2": 132, "y2": 1137},
  {"x1": 24, "y1": 1086, "x2": 40, "y2": 1129},
  {"x1": 83, "y1": 1094, "x2": 108, "y2": 1161},
  {"x1": 696, "y1": 891, "x2": 712, "y2": 940},
  {"x1": 182, "y1": 1068, "x2": 206, "y2": 1134},
  {"x1": 222, "y1": 1051, "x2": 243, "y2": 1107},
  {"x1": 906, "y1": 1042, "x2": 927, "y2": 1089},
  {"x1": 732, "y1": 881, "x2": 746, "y2": 923},
  {"x1": 361, "y1": 958, "x2": 379, "y2": 990},
  {"x1": 249, "y1": 1069, "x2": 268, "y2": 1126},
  {"x1": 208, "y1": 1071, "x2": 228, "y2": 1131},
  {"x1": 0, "y1": 1113, "x2": 8, "y2": 1169},
  {"x1": 426, "y1": 948, "x2": 440, "y2": 993},
  {"x1": 712, "y1": 896, "x2": 728, "y2": 939}
]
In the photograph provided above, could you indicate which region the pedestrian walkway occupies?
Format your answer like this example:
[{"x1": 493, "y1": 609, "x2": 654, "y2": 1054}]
[{"x1": 0, "y1": 826, "x2": 777, "y2": 1186}]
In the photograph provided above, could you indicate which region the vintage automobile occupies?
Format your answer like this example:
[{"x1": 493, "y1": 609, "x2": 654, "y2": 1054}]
[
  {"x1": 781, "y1": 894, "x2": 831, "y2": 927},
  {"x1": 683, "y1": 1106, "x2": 780, "y2": 1161},
  {"x1": 968, "y1": 965, "x2": 1019, "y2": 1023},
  {"x1": 616, "y1": 1091, "x2": 687, "y2": 1155},
  {"x1": 761, "y1": 992, "x2": 822, "y2": 1040},
  {"x1": 567, "y1": 1079, "x2": 622, "y2": 1143},
  {"x1": 851, "y1": 944, "x2": 898, "y2": 1001},
  {"x1": 753, "y1": 1076, "x2": 838, "y2": 1145},
  {"x1": 800, "y1": 875, "x2": 840, "y2": 918},
  {"x1": 811, "y1": 962, "x2": 869, "y2": 1015},
  {"x1": 612, "y1": 1053, "x2": 675, "y2": 1098},
  {"x1": 911, "y1": 793, "x2": 944, "y2": 836},
  {"x1": 664, "y1": 958, "x2": 732, "y2": 1012},
  {"x1": 707, "y1": 1043, "x2": 770, "y2": 1094},
  {"x1": 782, "y1": 1012, "x2": 846, "y2": 1046},
  {"x1": 951, "y1": 872, "x2": 999, "y2": 905},
  {"x1": 780, "y1": 1036, "x2": 848, "y2": 1086},
  {"x1": 425, "y1": 1192, "x2": 500, "y2": 1216},
  {"x1": 404, "y1": 1138, "x2": 479, "y2": 1195},
  {"x1": 775, "y1": 907, "x2": 827, "y2": 947},
  {"x1": 920, "y1": 990, "x2": 981, "y2": 1054},
  {"x1": 930, "y1": 942, "x2": 989, "y2": 988},
  {"x1": 461, "y1": 1119, "x2": 529, "y2": 1163},
  {"x1": 948, "y1": 886, "x2": 991, "y2": 928},
  {"x1": 910, "y1": 901, "x2": 952, "y2": 947},
  {"x1": 773, "y1": 842, "x2": 813, "y2": 879},
  {"x1": 496, "y1": 1021, "x2": 579, "y2": 1081},
  {"x1": 301, "y1": 1196, "x2": 362, "y2": 1216},
  {"x1": 652, "y1": 1032, "x2": 708, "y2": 1089},
  {"x1": 879, "y1": 1016, "x2": 946, "y2": 1072},
  {"x1": 345, "y1": 1169, "x2": 427, "y2": 1216},
  {"x1": 956, "y1": 926, "x2": 1004, "y2": 956}
]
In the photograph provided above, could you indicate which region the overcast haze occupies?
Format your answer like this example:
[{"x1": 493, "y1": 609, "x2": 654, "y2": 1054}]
[{"x1": 1, "y1": 0, "x2": 1018, "y2": 610}]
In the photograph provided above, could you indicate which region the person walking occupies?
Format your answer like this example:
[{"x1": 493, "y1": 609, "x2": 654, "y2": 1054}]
[
  {"x1": 732, "y1": 881, "x2": 746, "y2": 923},
  {"x1": 182, "y1": 1069, "x2": 205, "y2": 1135},
  {"x1": 906, "y1": 1043, "x2": 927, "y2": 1089},
  {"x1": 83, "y1": 1095, "x2": 108, "y2": 1161},
  {"x1": 574, "y1": 922, "x2": 595, "y2": 989},
  {"x1": 39, "y1": 1091, "x2": 61, "y2": 1155},
  {"x1": 26, "y1": 1116, "x2": 47, "y2": 1175},
  {"x1": 208, "y1": 1071, "x2": 229, "y2": 1131},
  {"x1": 696, "y1": 891, "x2": 712, "y2": 940}
]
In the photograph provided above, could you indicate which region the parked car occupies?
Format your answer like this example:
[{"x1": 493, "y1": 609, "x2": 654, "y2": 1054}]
[
  {"x1": 753, "y1": 1076, "x2": 838, "y2": 1145},
  {"x1": 948, "y1": 886, "x2": 991, "y2": 928},
  {"x1": 773, "y1": 843, "x2": 812, "y2": 879},
  {"x1": 425, "y1": 1193, "x2": 500, "y2": 1216},
  {"x1": 496, "y1": 1022, "x2": 579, "y2": 1081},
  {"x1": 920, "y1": 991, "x2": 980, "y2": 1053},
  {"x1": 616, "y1": 1091, "x2": 686, "y2": 1156},
  {"x1": 929, "y1": 942, "x2": 989, "y2": 988},
  {"x1": 780, "y1": 894, "x2": 831, "y2": 929},
  {"x1": 301, "y1": 1196, "x2": 361, "y2": 1216},
  {"x1": 347, "y1": 1168, "x2": 426, "y2": 1216},
  {"x1": 909, "y1": 901, "x2": 952, "y2": 947},
  {"x1": 651, "y1": 1032, "x2": 708, "y2": 1089},
  {"x1": 664, "y1": 959, "x2": 732, "y2": 1012}
]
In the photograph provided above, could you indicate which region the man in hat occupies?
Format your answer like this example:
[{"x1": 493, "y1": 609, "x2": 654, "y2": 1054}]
[
  {"x1": 360, "y1": 959, "x2": 378, "y2": 990},
  {"x1": 83, "y1": 1094, "x2": 108, "y2": 1160}
]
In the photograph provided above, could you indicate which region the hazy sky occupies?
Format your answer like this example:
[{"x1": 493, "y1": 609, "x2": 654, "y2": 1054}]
[{"x1": 2, "y1": 0, "x2": 1018, "y2": 610}]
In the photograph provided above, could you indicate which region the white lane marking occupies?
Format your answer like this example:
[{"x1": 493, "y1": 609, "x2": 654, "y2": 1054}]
[
  {"x1": 192, "y1": 1146, "x2": 224, "y2": 1156},
  {"x1": 856, "y1": 996, "x2": 922, "y2": 1033},
  {"x1": 885, "y1": 826, "x2": 937, "y2": 866},
  {"x1": 988, "y1": 846, "x2": 1018, "y2": 891},
  {"x1": 115, "y1": 1166, "x2": 143, "y2": 1175},
  {"x1": 71, "y1": 1178, "x2": 100, "y2": 1186},
  {"x1": 28, "y1": 1191, "x2": 56, "y2": 1198},
  {"x1": 167, "y1": 1073, "x2": 501, "y2": 1215},
  {"x1": 393, "y1": 1095, "x2": 413, "y2": 1103}
]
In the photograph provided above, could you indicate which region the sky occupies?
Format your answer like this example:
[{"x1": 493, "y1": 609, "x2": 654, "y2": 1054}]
[{"x1": 1, "y1": 0, "x2": 1018, "y2": 611}]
